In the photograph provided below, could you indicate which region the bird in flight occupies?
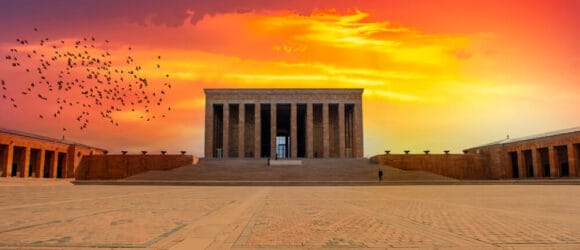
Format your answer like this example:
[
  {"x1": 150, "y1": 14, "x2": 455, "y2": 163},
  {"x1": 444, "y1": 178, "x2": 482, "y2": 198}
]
[{"x1": 1, "y1": 28, "x2": 175, "y2": 131}]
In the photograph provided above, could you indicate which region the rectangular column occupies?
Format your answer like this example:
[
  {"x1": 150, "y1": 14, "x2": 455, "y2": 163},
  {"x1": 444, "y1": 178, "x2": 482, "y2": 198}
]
[
  {"x1": 322, "y1": 103, "x2": 330, "y2": 158},
  {"x1": 222, "y1": 103, "x2": 229, "y2": 158},
  {"x1": 22, "y1": 147, "x2": 31, "y2": 178},
  {"x1": 4, "y1": 144, "x2": 14, "y2": 177},
  {"x1": 204, "y1": 102, "x2": 214, "y2": 158},
  {"x1": 270, "y1": 103, "x2": 277, "y2": 158},
  {"x1": 353, "y1": 102, "x2": 364, "y2": 158},
  {"x1": 254, "y1": 104, "x2": 261, "y2": 158},
  {"x1": 50, "y1": 152, "x2": 58, "y2": 178},
  {"x1": 568, "y1": 144, "x2": 578, "y2": 177},
  {"x1": 548, "y1": 146, "x2": 558, "y2": 177},
  {"x1": 290, "y1": 103, "x2": 298, "y2": 158},
  {"x1": 238, "y1": 103, "x2": 245, "y2": 158},
  {"x1": 306, "y1": 103, "x2": 314, "y2": 158},
  {"x1": 338, "y1": 103, "x2": 345, "y2": 158},
  {"x1": 517, "y1": 150, "x2": 526, "y2": 178},
  {"x1": 38, "y1": 149, "x2": 45, "y2": 178},
  {"x1": 531, "y1": 148, "x2": 542, "y2": 177}
]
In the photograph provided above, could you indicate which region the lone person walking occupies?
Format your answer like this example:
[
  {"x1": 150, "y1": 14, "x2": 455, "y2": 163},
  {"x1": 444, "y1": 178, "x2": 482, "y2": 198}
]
[{"x1": 378, "y1": 168, "x2": 383, "y2": 181}]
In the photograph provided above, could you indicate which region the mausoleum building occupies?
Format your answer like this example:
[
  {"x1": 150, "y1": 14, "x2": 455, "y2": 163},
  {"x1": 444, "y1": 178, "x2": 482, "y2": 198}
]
[{"x1": 204, "y1": 89, "x2": 364, "y2": 159}]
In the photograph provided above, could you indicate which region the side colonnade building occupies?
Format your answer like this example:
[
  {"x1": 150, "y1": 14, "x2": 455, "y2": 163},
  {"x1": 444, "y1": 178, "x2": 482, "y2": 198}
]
[
  {"x1": 465, "y1": 127, "x2": 580, "y2": 179},
  {"x1": 204, "y1": 89, "x2": 364, "y2": 159},
  {"x1": 0, "y1": 128, "x2": 105, "y2": 178}
]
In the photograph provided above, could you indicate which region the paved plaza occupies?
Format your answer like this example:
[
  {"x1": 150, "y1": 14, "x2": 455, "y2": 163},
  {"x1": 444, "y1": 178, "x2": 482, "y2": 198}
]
[{"x1": 0, "y1": 179, "x2": 579, "y2": 249}]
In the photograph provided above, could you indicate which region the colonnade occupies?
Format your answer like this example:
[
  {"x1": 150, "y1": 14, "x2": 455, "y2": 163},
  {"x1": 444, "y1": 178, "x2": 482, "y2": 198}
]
[
  {"x1": 205, "y1": 101, "x2": 363, "y2": 159},
  {"x1": 0, "y1": 143, "x2": 66, "y2": 178},
  {"x1": 508, "y1": 143, "x2": 579, "y2": 178}
]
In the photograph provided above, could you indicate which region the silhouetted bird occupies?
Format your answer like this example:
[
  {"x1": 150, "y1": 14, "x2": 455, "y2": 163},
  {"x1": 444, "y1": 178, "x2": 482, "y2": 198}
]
[{"x1": 2, "y1": 30, "x2": 174, "y2": 131}]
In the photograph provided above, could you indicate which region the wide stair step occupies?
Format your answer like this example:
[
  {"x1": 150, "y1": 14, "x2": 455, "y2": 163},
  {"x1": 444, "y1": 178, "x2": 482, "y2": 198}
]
[{"x1": 125, "y1": 158, "x2": 454, "y2": 181}]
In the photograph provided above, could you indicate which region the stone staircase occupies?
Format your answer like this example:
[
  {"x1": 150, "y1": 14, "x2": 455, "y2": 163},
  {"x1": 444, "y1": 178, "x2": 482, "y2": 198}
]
[{"x1": 125, "y1": 158, "x2": 454, "y2": 182}]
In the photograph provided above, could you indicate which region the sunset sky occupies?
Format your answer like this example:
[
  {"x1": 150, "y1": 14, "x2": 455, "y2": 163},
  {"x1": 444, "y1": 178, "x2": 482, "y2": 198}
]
[{"x1": 0, "y1": 0, "x2": 578, "y2": 156}]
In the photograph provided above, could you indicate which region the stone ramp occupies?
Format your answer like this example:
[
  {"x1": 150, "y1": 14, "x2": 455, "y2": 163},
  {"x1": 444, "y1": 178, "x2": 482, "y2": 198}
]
[{"x1": 124, "y1": 158, "x2": 454, "y2": 182}]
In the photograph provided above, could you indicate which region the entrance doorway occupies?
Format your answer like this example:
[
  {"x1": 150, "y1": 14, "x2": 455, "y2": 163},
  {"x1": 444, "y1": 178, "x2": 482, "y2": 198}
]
[
  {"x1": 57, "y1": 152, "x2": 66, "y2": 178},
  {"x1": 44, "y1": 151, "x2": 54, "y2": 178},
  {"x1": 555, "y1": 145, "x2": 569, "y2": 177},
  {"x1": 276, "y1": 136, "x2": 290, "y2": 159},
  {"x1": 538, "y1": 148, "x2": 550, "y2": 177},
  {"x1": 509, "y1": 152, "x2": 519, "y2": 178}
]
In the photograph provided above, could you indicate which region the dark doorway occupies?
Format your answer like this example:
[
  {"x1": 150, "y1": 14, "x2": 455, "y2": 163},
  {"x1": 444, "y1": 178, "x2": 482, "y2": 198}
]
[
  {"x1": 313, "y1": 104, "x2": 323, "y2": 158},
  {"x1": 538, "y1": 148, "x2": 550, "y2": 177},
  {"x1": 260, "y1": 104, "x2": 271, "y2": 157},
  {"x1": 30, "y1": 148, "x2": 41, "y2": 177},
  {"x1": 297, "y1": 104, "x2": 306, "y2": 158},
  {"x1": 212, "y1": 104, "x2": 224, "y2": 158},
  {"x1": 228, "y1": 104, "x2": 239, "y2": 157},
  {"x1": 344, "y1": 104, "x2": 355, "y2": 158},
  {"x1": 44, "y1": 150, "x2": 54, "y2": 178},
  {"x1": 329, "y1": 104, "x2": 339, "y2": 157},
  {"x1": 11, "y1": 163, "x2": 17, "y2": 177},
  {"x1": 244, "y1": 104, "x2": 255, "y2": 158},
  {"x1": 0, "y1": 144, "x2": 7, "y2": 177},
  {"x1": 561, "y1": 163, "x2": 570, "y2": 177},
  {"x1": 509, "y1": 152, "x2": 519, "y2": 178},
  {"x1": 12, "y1": 146, "x2": 26, "y2": 177},
  {"x1": 556, "y1": 145, "x2": 569, "y2": 177},
  {"x1": 276, "y1": 104, "x2": 291, "y2": 158},
  {"x1": 57, "y1": 152, "x2": 66, "y2": 178}
]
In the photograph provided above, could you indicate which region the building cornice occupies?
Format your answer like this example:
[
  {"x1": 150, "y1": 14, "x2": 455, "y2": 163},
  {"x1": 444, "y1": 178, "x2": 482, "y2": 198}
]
[{"x1": 204, "y1": 88, "x2": 364, "y2": 95}]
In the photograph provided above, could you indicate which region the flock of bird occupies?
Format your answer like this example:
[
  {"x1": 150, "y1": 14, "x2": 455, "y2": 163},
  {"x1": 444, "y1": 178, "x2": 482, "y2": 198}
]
[{"x1": 0, "y1": 28, "x2": 173, "y2": 131}]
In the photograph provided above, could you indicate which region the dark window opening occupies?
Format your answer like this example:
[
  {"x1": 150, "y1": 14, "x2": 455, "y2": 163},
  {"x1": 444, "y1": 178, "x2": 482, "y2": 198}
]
[{"x1": 260, "y1": 104, "x2": 271, "y2": 157}]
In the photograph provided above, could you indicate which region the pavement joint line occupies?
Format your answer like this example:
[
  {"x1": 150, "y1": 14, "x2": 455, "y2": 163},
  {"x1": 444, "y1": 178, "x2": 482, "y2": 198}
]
[
  {"x1": 0, "y1": 200, "x2": 237, "y2": 249},
  {"x1": 153, "y1": 189, "x2": 268, "y2": 249},
  {"x1": 233, "y1": 191, "x2": 270, "y2": 247},
  {"x1": 144, "y1": 199, "x2": 236, "y2": 248},
  {"x1": 0, "y1": 208, "x2": 123, "y2": 235},
  {"x1": 206, "y1": 189, "x2": 271, "y2": 249},
  {"x1": 0, "y1": 189, "x2": 186, "y2": 211}
]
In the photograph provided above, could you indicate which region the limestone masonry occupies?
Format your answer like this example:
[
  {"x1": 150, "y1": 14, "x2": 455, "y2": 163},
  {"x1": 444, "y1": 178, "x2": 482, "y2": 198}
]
[
  {"x1": 204, "y1": 88, "x2": 364, "y2": 159},
  {"x1": 0, "y1": 128, "x2": 106, "y2": 178},
  {"x1": 465, "y1": 127, "x2": 579, "y2": 179},
  {"x1": 375, "y1": 127, "x2": 580, "y2": 179}
]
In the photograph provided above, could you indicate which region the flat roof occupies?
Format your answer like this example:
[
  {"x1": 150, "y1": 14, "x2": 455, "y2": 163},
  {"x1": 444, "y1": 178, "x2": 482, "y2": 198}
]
[
  {"x1": 204, "y1": 88, "x2": 364, "y2": 95},
  {"x1": 466, "y1": 126, "x2": 580, "y2": 150},
  {"x1": 0, "y1": 127, "x2": 106, "y2": 150}
]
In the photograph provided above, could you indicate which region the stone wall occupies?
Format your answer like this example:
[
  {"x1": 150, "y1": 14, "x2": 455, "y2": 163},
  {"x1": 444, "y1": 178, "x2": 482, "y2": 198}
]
[
  {"x1": 67, "y1": 145, "x2": 106, "y2": 178},
  {"x1": 75, "y1": 154, "x2": 197, "y2": 180},
  {"x1": 374, "y1": 154, "x2": 488, "y2": 179},
  {"x1": 1, "y1": 129, "x2": 105, "y2": 178},
  {"x1": 204, "y1": 89, "x2": 364, "y2": 159},
  {"x1": 465, "y1": 130, "x2": 580, "y2": 179}
]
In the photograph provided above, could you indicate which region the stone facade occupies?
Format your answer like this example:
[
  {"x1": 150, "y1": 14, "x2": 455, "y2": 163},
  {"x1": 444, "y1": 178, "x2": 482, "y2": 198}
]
[
  {"x1": 204, "y1": 89, "x2": 364, "y2": 159},
  {"x1": 465, "y1": 127, "x2": 580, "y2": 179},
  {"x1": 0, "y1": 128, "x2": 106, "y2": 178},
  {"x1": 374, "y1": 153, "x2": 488, "y2": 179},
  {"x1": 75, "y1": 154, "x2": 197, "y2": 180},
  {"x1": 375, "y1": 127, "x2": 580, "y2": 180}
]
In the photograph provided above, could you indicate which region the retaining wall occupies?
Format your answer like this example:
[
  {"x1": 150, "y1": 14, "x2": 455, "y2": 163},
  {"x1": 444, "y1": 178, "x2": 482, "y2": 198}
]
[
  {"x1": 75, "y1": 154, "x2": 197, "y2": 180},
  {"x1": 374, "y1": 154, "x2": 489, "y2": 179}
]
